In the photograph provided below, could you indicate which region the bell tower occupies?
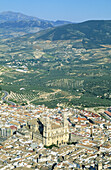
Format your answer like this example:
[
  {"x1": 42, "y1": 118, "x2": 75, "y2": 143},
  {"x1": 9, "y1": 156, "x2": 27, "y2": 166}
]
[
  {"x1": 43, "y1": 115, "x2": 51, "y2": 146},
  {"x1": 63, "y1": 112, "x2": 68, "y2": 127},
  {"x1": 63, "y1": 112, "x2": 69, "y2": 144}
]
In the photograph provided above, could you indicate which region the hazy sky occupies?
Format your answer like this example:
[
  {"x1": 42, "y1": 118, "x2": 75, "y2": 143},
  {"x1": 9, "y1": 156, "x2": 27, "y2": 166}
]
[{"x1": 0, "y1": 0, "x2": 111, "y2": 22}]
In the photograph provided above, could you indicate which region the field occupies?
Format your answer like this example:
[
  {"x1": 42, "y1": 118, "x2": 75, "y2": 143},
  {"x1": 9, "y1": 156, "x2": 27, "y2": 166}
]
[{"x1": 0, "y1": 36, "x2": 111, "y2": 108}]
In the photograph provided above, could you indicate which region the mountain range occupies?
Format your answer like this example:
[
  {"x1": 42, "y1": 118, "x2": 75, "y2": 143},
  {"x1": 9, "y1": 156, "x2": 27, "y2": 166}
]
[
  {"x1": 11, "y1": 20, "x2": 111, "y2": 49},
  {"x1": 1, "y1": 11, "x2": 111, "y2": 48},
  {"x1": 0, "y1": 11, "x2": 72, "y2": 39}
]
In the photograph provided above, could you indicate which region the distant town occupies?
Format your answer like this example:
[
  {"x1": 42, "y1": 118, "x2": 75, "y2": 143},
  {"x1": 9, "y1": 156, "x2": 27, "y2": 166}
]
[{"x1": 0, "y1": 102, "x2": 111, "y2": 170}]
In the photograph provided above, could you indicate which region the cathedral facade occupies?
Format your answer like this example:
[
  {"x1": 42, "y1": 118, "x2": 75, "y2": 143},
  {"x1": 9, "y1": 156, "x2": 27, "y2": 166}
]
[
  {"x1": 27, "y1": 112, "x2": 69, "y2": 146},
  {"x1": 43, "y1": 113, "x2": 69, "y2": 146}
]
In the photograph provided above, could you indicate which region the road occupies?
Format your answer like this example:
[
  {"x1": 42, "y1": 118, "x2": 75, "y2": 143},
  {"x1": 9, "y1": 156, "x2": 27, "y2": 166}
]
[{"x1": 2, "y1": 90, "x2": 16, "y2": 106}]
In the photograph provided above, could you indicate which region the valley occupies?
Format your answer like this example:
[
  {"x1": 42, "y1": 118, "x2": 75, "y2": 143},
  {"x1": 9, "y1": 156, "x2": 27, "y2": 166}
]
[{"x1": 0, "y1": 36, "x2": 111, "y2": 108}]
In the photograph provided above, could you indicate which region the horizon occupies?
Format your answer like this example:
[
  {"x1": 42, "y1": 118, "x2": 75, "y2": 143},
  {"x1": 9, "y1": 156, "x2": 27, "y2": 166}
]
[{"x1": 0, "y1": 0, "x2": 111, "y2": 22}]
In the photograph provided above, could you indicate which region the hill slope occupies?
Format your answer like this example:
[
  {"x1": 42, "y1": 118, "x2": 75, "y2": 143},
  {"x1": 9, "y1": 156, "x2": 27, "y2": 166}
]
[
  {"x1": 1, "y1": 20, "x2": 111, "y2": 108},
  {"x1": 24, "y1": 20, "x2": 111, "y2": 49}
]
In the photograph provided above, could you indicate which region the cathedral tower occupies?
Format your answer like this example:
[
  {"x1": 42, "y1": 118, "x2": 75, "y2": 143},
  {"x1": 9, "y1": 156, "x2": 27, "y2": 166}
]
[
  {"x1": 63, "y1": 112, "x2": 68, "y2": 128},
  {"x1": 43, "y1": 115, "x2": 51, "y2": 146}
]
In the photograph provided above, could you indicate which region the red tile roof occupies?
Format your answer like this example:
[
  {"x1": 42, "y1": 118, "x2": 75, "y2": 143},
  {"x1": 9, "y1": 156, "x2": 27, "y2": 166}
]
[
  {"x1": 78, "y1": 117, "x2": 87, "y2": 121},
  {"x1": 104, "y1": 111, "x2": 111, "y2": 117},
  {"x1": 10, "y1": 125, "x2": 17, "y2": 130}
]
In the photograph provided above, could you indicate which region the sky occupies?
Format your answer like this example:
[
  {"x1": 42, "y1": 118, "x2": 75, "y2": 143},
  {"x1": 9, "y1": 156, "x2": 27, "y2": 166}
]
[{"x1": 0, "y1": 0, "x2": 111, "y2": 22}]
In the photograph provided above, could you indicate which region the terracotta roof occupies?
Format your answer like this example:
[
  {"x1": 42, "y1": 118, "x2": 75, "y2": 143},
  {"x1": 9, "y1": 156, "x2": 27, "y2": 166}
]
[
  {"x1": 104, "y1": 111, "x2": 111, "y2": 117},
  {"x1": 0, "y1": 146, "x2": 3, "y2": 149},
  {"x1": 10, "y1": 125, "x2": 17, "y2": 130},
  {"x1": 78, "y1": 117, "x2": 87, "y2": 121}
]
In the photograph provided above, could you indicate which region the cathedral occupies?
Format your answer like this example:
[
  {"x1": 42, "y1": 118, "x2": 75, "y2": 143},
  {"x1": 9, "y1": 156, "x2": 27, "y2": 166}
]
[{"x1": 27, "y1": 112, "x2": 69, "y2": 146}]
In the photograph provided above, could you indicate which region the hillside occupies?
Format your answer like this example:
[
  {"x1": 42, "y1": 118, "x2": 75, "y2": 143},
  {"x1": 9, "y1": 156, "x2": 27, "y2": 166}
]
[
  {"x1": 0, "y1": 20, "x2": 111, "y2": 108},
  {"x1": 21, "y1": 20, "x2": 111, "y2": 49}
]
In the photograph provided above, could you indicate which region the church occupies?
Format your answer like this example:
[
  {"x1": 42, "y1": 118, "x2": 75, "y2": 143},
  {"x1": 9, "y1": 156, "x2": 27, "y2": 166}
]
[{"x1": 27, "y1": 112, "x2": 69, "y2": 146}]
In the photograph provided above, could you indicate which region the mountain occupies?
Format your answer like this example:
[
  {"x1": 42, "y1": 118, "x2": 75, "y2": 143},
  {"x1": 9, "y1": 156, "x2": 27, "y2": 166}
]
[
  {"x1": 0, "y1": 11, "x2": 72, "y2": 39},
  {"x1": 0, "y1": 11, "x2": 72, "y2": 25},
  {"x1": 0, "y1": 11, "x2": 38, "y2": 23},
  {"x1": 23, "y1": 20, "x2": 111, "y2": 49},
  {"x1": 50, "y1": 20, "x2": 72, "y2": 26}
]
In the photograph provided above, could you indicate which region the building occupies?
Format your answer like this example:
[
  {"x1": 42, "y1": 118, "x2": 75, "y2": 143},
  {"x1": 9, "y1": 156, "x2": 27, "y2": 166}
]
[
  {"x1": 104, "y1": 111, "x2": 111, "y2": 118},
  {"x1": 43, "y1": 112, "x2": 69, "y2": 146},
  {"x1": 0, "y1": 126, "x2": 17, "y2": 137},
  {"x1": 27, "y1": 112, "x2": 69, "y2": 146}
]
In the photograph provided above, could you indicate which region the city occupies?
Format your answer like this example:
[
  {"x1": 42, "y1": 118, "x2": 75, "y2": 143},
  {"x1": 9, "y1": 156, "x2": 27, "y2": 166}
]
[{"x1": 0, "y1": 102, "x2": 111, "y2": 169}]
